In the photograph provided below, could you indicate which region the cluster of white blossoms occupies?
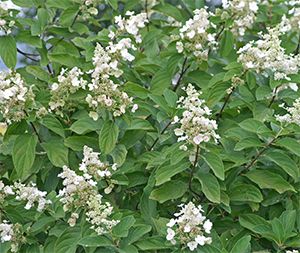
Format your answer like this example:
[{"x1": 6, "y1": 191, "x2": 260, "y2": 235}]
[
  {"x1": 0, "y1": 180, "x2": 51, "y2": 212},
  {"x1": 221, "y1": 0, "x2": 260, "y2": 36},
  {"x1": 226, "y1": 75, "x2": 245, "y2": 94},
  {"x1": 0, "y1": 1, "x2": 19, "y2": 35},
  {"x1": 13, "y1": 182, "x2": 51, "y2": 212},
  {"x1": 113, "y1": 11, "x2": 148, "y2": 43},
  {"x1": 276, "y1": 98, "x2": 300, "y2": 126},
  {"x1": 0, "y1": 221, "x2": 22, "y2": 252},
  {"x1": 0, "y1": 71, "x2": 35, "y2": 123},
  {"x1": 0, "y1": 180, "x2": 49, "y2": 251},
  {"x1": 237, "y1": 26, "x2": 300, "y2": 81},
  {"x1": 286, "y1": 250, "x2": 299, "y2": 253},
  {"x1": 72, "y1": 0, "x2": 100, "y2": 20},
  {"x1": 58, "y1": 164, "x2": 119, "y2": 234},
  {"x1": 176, "y1": 9, "x2": 217, "y2": 60},
  {"x1": 276, "y1": 0, "x2": 300, "y2": 33},
  {"x1": 166, "y1": 202, "x2": 213, "y2": 251},
  {"x1": 172, "y1": 84, "x2": 219, "y2": 151},
  {"x1": 49, "y1": 67, "x2": 87, "y2": 117},
  {"x1": 86, "y1": 41, "x2": 138, "y2": 119},
  {"x1": 79, "y1": 145, "x2": 118, "y2": 194}
]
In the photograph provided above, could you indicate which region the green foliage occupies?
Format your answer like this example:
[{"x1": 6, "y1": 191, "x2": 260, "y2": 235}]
[{"x1": 0, "y1": 0, "x2": 300, "y2": 253}]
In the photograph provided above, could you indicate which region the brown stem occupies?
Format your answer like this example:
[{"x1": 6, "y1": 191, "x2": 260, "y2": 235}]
[
  {"x1": 17, "y1": 48, "x2": 39, "y2": 62},
  {"x1": 216, "y1": 87, "x2": 235, "y2": 122},
  {"x1": 172, "y1": 57, "x2": 189, "y2": 92},
  {"x1": 24, "y1": 110, "x2": 42, "y2": 143},
  {"x1": 188, "y1": 145, "x2": 202, "y2": 199},
  {"x1": 149, "y1": 121, "x2": 172, "y2": 150},
  {"x1": 145, "y1": 0, "x2": 150, "y2": 32},
  {"x1": 244, "y1": 135, "x2": 280, "y2": 170},
  {"x1": 268, "y1": 86, "x2": 279, "y2": 108}
]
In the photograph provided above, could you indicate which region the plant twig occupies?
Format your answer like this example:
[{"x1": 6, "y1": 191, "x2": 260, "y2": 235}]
[
  {"x1": 17, "y1": 48, "x2": 39, "y2": 62},
  {"x1": 145, "y1": 0, "x2": 150, "y2": 32},
  {"x1": 244, "y1": 129, "x2": 283, "y2": 170},
  {"x1": 172, "y1": 57, "x2": 189, "y2": 92},
  {"x1": 216, "y1": 87, "x2": 235, "y2": 122},
  {"x1": 188, "y1": 145, "x2": 202, "y2": 199},
  {"x1": 149, "y1": 121, "x2": 172, "y2": 150},
  {"x1": 268, "y1": 86, "x2": 279, "y2": 108}
]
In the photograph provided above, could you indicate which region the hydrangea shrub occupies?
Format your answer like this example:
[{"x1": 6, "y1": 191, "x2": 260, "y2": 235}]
[{"x1": 0, "y1": 0, "x2": 300, "y2": 252}]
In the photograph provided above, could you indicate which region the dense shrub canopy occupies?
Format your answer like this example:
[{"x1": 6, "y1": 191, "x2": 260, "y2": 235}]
[{"x1": 0, "y1": 0, "x2": 299, "y2": 252}]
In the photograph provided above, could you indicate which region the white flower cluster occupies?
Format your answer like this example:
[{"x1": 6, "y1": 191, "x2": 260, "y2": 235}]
[
  {"x1": 176, "y1": 9, "x2": 217, "y2": 60},
  {"x1": 173, "y1": 84, "x2": 219, "y2": 150},
  {"x1": 276, "y1": 98, "x2": 300, "y2": 126},
  {"x1": 279, "y1": 1, "x2": 300, "y2": 33},
  {"x1": 13, "y1": 182, "x2": 51, "y2": 212},
  {"x1": 87, "y1": 42, "x2": 138, "y2": 119},
  {"x1": 0, "y1": 71, "x2": 35, "y2": 123},
  {"x1": 92, "y1": 40, "x2": 135, "y2": 79},
  {"x1": 0, "y1": 1, "x2": 19, "y2": 35},
  {"x1": 58, "y1": 165, "x2": 119, "y2": 234},
  {"x1": 237, "y1": 26, "x2": 300, "y2": 81},
  {"x1": 166, "y1": 202, "x2": 213, "y2": 251},
  {"x1": 221, "y1": 0, "x2": 260, "y2": 36},
  {"x1": 0, "y1": 180, "x2": 14, "y2": 202},
  {"x1": 80, "y1": 145, "x2": 118, "y2": 194},
  {"x1": 113, "y1": 11, "x2": 148, "y2": 43},
  {"x1": 286, "y1": 250, "x2": 299, "y2": 253},
  {"x1": 0, "y1": 180, "x2": 50, "y2": 212},
  {"x1": 0, "y1": 221, "x2": 22, "y2": 252},
  {"x1": 49, "y1": 67, "x2": 87, "y2": 117},
  {"x1": 86, "y1": 194, "x2": 119, "y2": 235},
  {"x1": 72, "y1": 0, "x2": 100, "y2": 20}
]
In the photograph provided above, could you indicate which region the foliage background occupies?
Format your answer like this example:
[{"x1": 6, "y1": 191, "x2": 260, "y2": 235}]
[{"x1": 0, "y1": 0, "x2": 299, "y2": 253}]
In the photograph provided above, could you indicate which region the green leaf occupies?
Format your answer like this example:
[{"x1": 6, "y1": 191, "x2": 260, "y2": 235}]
[
  {"x1": 12, "y1": 134, "x2": 38, "y2": 180},
  {"x1": 127, "y1": 119, "x2": 154, "y2": 131},
  {"x1": 195, "y1": 172, "x2": 221, "y2": 203},
  {"x1": 124, "y1": 82, "x2": 149, "y2": 99},
  {"x1": 26, "y1": 66, "x2": 50, "y2": 82},
  {"x1": 153, "y1": 3, "x2": 183, "y2": 21},
  {"x1": 239, "y1": 214, "x2": 270, "y2": 234},
  {"x1": 265, "y1": 150, "x2": 300, "y2": 180},
  {"x1": 276, "y1": 137, "x2": 300, "y2": 157},
  {"x1": 239, "y1": 119, "x2": 270, "y2": 134},
  {"x1": 135, "y1": 237, "x2": 169, "y2": 251},
  {"x1": 220, "y1": 30, "x2": 234, "y2": 57},
  {"x1": 230, "y1": 235, "x2": 251, "y2": 253},
  {"x1": 31, "y1": 216, "x2": 55, "y2": 233},
  {"x1": 229, "y1": 183, "x2": 263, "y2": 203},
  {"x1": 112, "y1": 216, "x2": 135, "y2": 238},
  {"x1": 60, "y1": 7, "x2": 79, "y2": 27},
  {"x1": 111, "y1": 144, "x2": 127, "y2": 166},
  {"x1": 78, "y1": 236, "x2": 112, "y2": 247},
  {"x1": 234, "y1": 137, "x2": 263, "y2": 151},
  {"x1": 41, "y1": 139, "x2": 69, "y2": 167},
  {"x1": 54, "y1": 227, "x2": 81, "y2": 253},
  {"x1": 70, "y1": 117, "x2": 101, "y2": 134},
  {"x1": 155, "y1": 161, "x2": 190, "y2": 186},
  {"x1": 40, "y1": 115, "x2": 65, "y2": 137},
  {"x1": 121, "y1": 225, "x2": 152, "y2": 245},
  {"x1": 37, "y1": 8, "x2": 49, "y2": 31},
  {"x1": 245, "y1": 170, "x2": 296, "y2": 193},
  {"x1": 150, "y1": 180, "x2": 187, "y2": 203},
  {"x1": 202, "y1": 152, "x2": 225, "y2": 180},
  {"x1": 107, "y1": 0, "x2": 118, "y2": 10},
  {"x1": 46, "y1": 0, "x2": 75, "y2": 9},
  {"x1": 64, "y1": 136, "x2": 98, "y2": 151},
  {"x1": 99, "y1": 120, "x2": 119, "y2": 154},
  {"x1": 0, "y1": 36, "x2": 17, "y2": 69},
  {"x1": 163, "y1": 89, "x2": 178, "y2": 108}
]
